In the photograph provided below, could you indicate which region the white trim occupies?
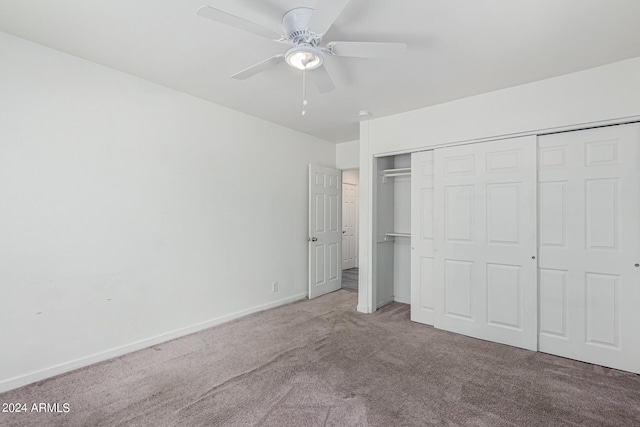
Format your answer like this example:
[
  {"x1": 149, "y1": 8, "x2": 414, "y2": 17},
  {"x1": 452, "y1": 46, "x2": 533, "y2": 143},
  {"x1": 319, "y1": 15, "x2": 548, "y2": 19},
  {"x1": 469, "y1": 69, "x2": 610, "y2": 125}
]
[
  {"x1": 370, "y1": 154, "x2": 379, "y2": 312},
  {"x1": 0, "y1": 292, "x2": 308, "y2": 393},
  {"x1": 356, "y1": 304, "x2": 370, "y2": 313},
  {"x1": 376, "y1": 296, "x2": 394, "y2": 309},
  {"x1": 372, "y1": 116, "x2": 640, "y2": 158},
  {"x1": 357, "y1": 120, "x2": 374, "y2": 314},
  {"x1": 393, "y1": 296, "x2": 411, "y2": 305}
]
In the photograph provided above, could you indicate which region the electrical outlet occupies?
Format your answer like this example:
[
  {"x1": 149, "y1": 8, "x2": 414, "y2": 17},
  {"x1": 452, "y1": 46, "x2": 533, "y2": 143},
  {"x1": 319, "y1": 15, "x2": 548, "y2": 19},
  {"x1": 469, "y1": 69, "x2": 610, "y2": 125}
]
[{"x1": 272, "y1": 282, "x2": 278, "y2": 292}]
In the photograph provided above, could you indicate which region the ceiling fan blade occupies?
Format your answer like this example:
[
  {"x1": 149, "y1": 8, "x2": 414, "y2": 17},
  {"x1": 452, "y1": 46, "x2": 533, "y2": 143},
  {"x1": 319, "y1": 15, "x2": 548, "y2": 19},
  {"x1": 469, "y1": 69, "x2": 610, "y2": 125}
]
[
  {"x1": 310, "y1": 65, "x2": 335, "y2": 94},
  {"x1": 327, "y1": 41, "x2": 407, "y2": 58},
  {"x1": 197, "y1": 5, "x2": 281, "y2": 40},
  {"x1": 307, "y1": 0, "x2": 350, "y2": 36},
  {"x1": 231, "y1": 55, "x2": 285, "y2": 80}
]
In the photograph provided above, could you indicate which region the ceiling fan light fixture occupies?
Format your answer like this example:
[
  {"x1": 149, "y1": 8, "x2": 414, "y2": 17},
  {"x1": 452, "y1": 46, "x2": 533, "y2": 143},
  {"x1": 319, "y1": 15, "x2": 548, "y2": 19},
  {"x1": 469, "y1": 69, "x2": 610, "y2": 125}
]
[{"x1": 285, "y1": 45, "x2": 324, "y2": 71}]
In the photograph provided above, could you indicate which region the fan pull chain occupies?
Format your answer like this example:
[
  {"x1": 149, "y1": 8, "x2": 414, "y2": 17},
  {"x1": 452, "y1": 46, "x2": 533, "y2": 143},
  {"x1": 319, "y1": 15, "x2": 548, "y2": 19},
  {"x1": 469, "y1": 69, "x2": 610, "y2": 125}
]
[{"x1": 302, "y1": 69, "x2": 308, "y2": 116}]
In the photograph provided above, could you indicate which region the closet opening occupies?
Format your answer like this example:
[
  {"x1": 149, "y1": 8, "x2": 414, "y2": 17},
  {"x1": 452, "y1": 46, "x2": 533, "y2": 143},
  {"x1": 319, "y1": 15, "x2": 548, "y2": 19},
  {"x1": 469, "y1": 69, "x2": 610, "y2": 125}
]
[{"x1": 373, "y1": 154, "x2": 411, "y2": 308}]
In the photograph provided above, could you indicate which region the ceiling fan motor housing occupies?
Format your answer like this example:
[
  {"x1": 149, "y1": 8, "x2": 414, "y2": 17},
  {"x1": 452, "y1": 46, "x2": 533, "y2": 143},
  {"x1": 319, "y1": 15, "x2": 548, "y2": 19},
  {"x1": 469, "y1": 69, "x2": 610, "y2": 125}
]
[{"x1": 282, "y1": 7, "x2": 320, "y2": 45}]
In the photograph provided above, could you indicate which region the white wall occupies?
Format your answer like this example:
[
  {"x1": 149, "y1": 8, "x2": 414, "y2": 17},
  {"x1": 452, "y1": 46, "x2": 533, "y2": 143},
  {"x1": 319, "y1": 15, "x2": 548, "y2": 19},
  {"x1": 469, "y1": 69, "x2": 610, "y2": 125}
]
[
  {"x1": 342, "y1": 169, "x2": 359, "y2": 186},
  {"x1": 369, "y1": 57, "x2": 640, "y2": 155},
  {"x1": 0, "y1": 32, "x2": 335, "y2": 391},
  {"x1": 336, "y1": 140, "x2": 359, "y2": 170},
  {"x1": 358, "y1": 56, "x2": 640, "y2": 313}
]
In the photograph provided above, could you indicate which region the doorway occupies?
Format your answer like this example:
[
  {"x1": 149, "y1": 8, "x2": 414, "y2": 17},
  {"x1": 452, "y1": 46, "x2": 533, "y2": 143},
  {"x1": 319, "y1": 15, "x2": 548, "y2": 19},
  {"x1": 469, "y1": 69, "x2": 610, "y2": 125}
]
[{"x1": 342, "y1": 169, "x2": 359, "y2": 292}]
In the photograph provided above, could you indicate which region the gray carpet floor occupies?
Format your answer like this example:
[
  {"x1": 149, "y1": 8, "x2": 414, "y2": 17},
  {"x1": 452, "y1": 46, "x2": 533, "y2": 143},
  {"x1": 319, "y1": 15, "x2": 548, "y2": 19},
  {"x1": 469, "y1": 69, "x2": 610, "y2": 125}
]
[{"x1": 1, "y1": 290, "x2": 639, "y2": 426}]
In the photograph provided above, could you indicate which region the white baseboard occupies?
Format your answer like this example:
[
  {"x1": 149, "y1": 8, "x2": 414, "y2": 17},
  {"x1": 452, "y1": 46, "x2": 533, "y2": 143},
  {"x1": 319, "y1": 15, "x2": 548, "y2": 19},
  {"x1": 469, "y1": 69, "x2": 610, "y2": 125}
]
[
  {"x1": 376, "y1": 297, "x2": 394, "y2": 309},
  {"x1": 356, "y1": 304, "x2": 371, "y2": 313},
  {"x1": 393, "y1": 296, "x2": 410, "y2": 305},
  {"x1": 0, "y1": 292, "x2": 307, "y2": 394}
]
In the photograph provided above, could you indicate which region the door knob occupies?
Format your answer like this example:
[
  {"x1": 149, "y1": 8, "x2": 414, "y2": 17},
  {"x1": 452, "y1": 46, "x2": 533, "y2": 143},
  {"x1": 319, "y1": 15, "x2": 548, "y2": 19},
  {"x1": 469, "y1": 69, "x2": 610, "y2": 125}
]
[{"x1": 311, "y1": 237, "x2": 318, "y2": 242}]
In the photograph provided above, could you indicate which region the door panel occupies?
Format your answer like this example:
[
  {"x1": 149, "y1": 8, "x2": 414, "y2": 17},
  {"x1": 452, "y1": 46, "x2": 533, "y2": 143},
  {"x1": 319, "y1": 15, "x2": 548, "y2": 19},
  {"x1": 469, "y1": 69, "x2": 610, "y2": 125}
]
[
  {"x1": 539, "y1": 181, "x2": 566, "y2": 247},
  {"x1": 585, "y1": 272, "x2": 618, "y2": 347},
  {"x1": 486, "y1": 183, "x2": 520, "y2": 244},
  {"x1": 315, "y1": 246, "x2": 325, "y2": 284},
  {"x1": 486, "y1": 263, "x2": 521, "y2": 329},
  {"x1": 445, "y1": 185, "x2": 474, "y2": 242},
  {"x1": 411, "y1": 151, "x2": 435, "y2": 324},
  {"x1": 585, "y1": 179, "x2": 618, "y2": 250},
  {"x1": 329, "y1": 243, "x2": 339, "y2": 280},
  {"x1": 538, "y1": 124, "x2": 640, "y2": 373},
  {"x1": 433, "y1": 136, "x2": 537, "y2": 351},
  {"x1": 538, "y1": 269, "x2": 567, "y2": 337},
  {"x1": 444, "y1": 259, "x2": 474, "y2": 319},
  {"x1": 309, "y1": 165, "x2": 342, "y2": 299}
]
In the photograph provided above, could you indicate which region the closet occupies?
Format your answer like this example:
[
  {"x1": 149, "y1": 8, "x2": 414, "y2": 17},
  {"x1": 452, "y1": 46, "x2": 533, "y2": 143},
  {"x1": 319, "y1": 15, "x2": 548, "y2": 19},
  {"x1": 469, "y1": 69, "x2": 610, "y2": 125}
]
[{"x1": 376, "y1": 123, "x2": 640, "y2": 374}]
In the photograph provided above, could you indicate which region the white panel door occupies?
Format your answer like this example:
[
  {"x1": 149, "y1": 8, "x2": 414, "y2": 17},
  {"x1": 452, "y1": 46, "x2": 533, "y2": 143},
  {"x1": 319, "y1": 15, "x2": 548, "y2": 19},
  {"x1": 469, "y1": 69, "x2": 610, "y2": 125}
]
[
  {"x1": 309, "y1": 165, "x2": 342, "y2": 299},
  {"x1": 433, "y1": 136, "x2": 538, "y2": 350},
  {"x1": 342, "y1": 182, "x2": 358, "y2": 270},
  {"x1": 538, "y1": 124, "x2": 640, "y2": 373},
  {"x1": 411, "y1": 150, "x2": 435, "y2": 325}
]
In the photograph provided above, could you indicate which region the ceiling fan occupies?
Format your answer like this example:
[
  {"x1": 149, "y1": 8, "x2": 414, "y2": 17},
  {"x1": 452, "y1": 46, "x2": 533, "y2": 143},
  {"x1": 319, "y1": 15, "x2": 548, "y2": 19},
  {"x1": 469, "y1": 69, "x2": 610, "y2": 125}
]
[{"x1": 197, "y1": 0, "x2": 407, "y2": 94}]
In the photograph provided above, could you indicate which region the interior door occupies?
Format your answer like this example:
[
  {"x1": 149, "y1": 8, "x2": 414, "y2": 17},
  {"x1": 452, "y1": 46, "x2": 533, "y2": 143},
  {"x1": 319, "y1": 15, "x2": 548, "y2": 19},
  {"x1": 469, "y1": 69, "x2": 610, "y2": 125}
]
[
  {"x1": 538, "y1": 123, "x2": 640, "y2": 373},
  {"x1": 308, "y1": 164, "x2": 342, "y2": 299},
  {"x1": 433, "y1": 136, "x2": 538, "y2": 351},
  {"x1": 410, "y1": 150, "x2": 435, "y2": 325},
  {"x1": 342, "y1": 182, "x2": 358, "y2": 270}
]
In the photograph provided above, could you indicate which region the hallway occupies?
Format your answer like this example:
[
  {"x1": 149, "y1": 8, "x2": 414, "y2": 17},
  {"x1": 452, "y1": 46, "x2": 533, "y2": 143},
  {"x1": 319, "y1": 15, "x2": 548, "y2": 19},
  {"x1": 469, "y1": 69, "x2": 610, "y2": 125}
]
[{"x1": 342, "y1": 268, "x2": 358, "y2": 292}]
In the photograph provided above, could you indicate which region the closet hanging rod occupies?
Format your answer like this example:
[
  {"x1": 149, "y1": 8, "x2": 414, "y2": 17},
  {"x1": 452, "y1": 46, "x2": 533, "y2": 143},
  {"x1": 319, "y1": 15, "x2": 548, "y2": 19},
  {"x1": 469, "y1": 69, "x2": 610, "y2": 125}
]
[
  {"x1": 382, "y1": 167, "x2": 411, "y2": 174},
  {"x1": 386, "y1": 232, "x2": 411, "y2": 238},
  {"x1": 383, "y1": 172, "x2": 411, "y2": 177}
]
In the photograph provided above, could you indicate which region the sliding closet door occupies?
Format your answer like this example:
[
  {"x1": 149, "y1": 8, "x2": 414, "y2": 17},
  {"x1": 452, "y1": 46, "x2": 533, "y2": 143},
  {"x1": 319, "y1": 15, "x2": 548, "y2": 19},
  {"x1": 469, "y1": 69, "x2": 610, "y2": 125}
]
[
  {"x1": 538, "y1": 124, "x2": 640, "y2": 374},
  {"x1": 410, "y1": 150, "x2": 435, "y2": 325},
  {"x1": 433, "y1": 136, "x2": 537, "y2": 351}
]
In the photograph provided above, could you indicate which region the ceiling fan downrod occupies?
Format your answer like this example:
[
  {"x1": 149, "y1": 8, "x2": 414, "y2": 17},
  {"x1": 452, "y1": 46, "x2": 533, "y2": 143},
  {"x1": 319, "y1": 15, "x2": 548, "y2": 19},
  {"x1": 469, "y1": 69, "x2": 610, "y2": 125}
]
[{"x1": 302, "y1": 69, "x2": 308, "y2": 116}]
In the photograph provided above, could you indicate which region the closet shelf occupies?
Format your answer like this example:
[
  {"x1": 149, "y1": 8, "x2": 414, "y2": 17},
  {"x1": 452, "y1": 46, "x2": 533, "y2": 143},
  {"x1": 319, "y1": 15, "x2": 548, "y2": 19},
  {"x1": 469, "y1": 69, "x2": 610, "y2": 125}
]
[
  {"x1": 381, "y1": 167, "x2": 411, "y2": 177},
  {"x1": 386, "y1": 232, "x2": 411, "y2": 238}
]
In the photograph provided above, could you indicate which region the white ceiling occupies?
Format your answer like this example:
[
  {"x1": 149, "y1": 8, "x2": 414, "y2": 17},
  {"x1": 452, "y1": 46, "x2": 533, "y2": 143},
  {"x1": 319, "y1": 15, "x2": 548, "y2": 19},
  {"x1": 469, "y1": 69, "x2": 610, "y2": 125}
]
[{"x1": 1, "y1": 0, "x2": 640, "y2": 142}]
